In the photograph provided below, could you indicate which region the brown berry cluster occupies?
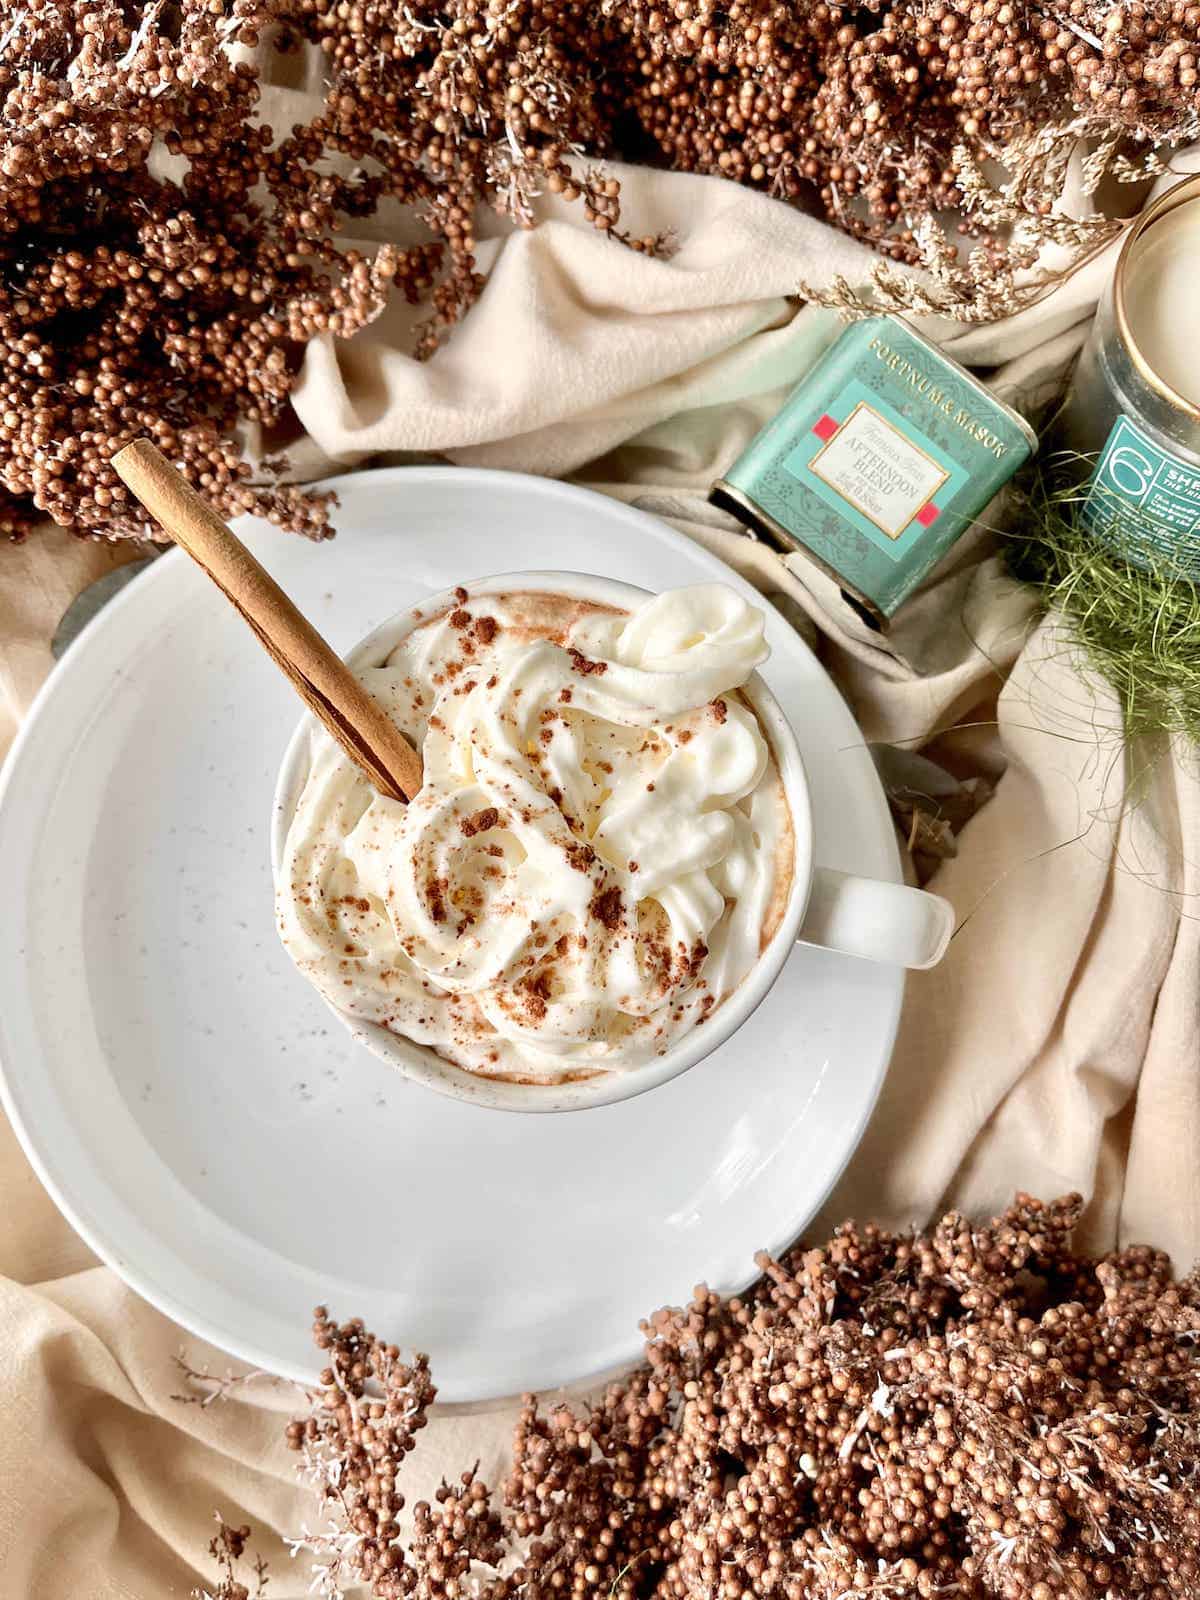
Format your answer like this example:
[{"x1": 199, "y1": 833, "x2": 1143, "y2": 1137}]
[
  {"x1": 287, "y1": 1194, "x2": 1200, "y2": 1600},
  {"x1": 1, "y1": 2, "x2": 1197, "y2": 545},
  {"x1": 285, "y1": 1315, "x2": 505, "y2": 1598},
  {"x1": 198, "y1": 1511, "x2": 269, "y2": 1600}
]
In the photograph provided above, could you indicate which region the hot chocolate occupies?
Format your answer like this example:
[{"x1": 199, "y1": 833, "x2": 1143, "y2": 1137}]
[{"x1": 275, "y1": 583, "x2": 794, "y2": 1082}]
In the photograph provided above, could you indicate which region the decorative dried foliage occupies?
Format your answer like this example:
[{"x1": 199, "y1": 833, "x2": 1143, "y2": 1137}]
[
  {"x1": 172, "y1": 1350, "x2": 284, "y2": 1408},
  {"x1": 0, "y1": 2, "x2": 1197, "y2": 545},
  {"x1": 285, "y1": 1194, "x2": 1200, "y2": 1600},
  {"x1": 193, "y1": 1512, "x2": 270, "y2": 1600}
]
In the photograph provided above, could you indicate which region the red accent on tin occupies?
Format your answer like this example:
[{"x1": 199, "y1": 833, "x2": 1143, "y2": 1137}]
[
  {"x1": 812, "y1": 413, "x2": 839, "y2": 441},
  {"x1": 915, "y1": 503, "x2": 940, "y2": 527}
]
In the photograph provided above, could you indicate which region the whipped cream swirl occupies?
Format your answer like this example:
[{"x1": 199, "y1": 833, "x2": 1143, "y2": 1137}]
[{"x1": 276, "y1": 583, "x2": 794, "y2": 1081}]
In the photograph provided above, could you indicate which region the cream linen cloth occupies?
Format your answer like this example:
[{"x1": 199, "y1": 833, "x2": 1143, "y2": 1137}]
[{"x1": 3, "y1": 142, "x2": 1200, "y2": 1596}]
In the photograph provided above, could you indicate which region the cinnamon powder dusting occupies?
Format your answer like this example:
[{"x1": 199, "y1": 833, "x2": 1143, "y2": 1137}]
[
  {"x1": 515, "y1": 965, "x2": 554, "y2": 1023},
  {"x1": 425, "y1": 876, "x2": 449, "y2": 923},
  {"x1": 565, "y1": 842, "x2": 596, "y2": 872},
  {"x1": 460, "y1": 806, "x2": 501, "y2": 837},
  {"x1": 684, "y1": 938, "x2": 708, "y2": 978},
  {"x1": 589, "y1": 884, "x2": 623, "y2": 931},
  {"x1": 568, "y1": 647, "x2": 607, "y2": 677}
]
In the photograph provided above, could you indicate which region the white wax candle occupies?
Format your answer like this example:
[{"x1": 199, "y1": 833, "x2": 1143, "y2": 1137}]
[{"x1": 1123, "y1": 198, "x2": 1200, "y2": 409}]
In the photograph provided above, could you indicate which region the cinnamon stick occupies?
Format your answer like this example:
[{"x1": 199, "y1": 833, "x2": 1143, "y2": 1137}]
[{"x1": 111, "y1": 440, "x2": 423, "y2": 803}]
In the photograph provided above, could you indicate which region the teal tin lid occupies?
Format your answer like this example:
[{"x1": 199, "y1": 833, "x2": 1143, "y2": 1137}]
[{"x1": 711, "y1": 315, "x2": 1037, "y2": 627}]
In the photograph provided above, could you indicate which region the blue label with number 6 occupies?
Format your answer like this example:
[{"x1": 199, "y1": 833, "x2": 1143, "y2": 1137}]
[{"x1": 1083, "y1": 414, "x2": 1200, "y2": 578}]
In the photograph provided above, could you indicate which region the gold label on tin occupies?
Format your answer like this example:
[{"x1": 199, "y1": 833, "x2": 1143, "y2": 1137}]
[{"x1": 808, "y1": 401, "x2": 950, "y2": 539}]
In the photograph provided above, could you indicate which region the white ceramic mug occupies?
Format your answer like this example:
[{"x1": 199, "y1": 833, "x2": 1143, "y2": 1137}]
[{"x1": 272, "y1": 572, "x2": 952, "y2": 1112}]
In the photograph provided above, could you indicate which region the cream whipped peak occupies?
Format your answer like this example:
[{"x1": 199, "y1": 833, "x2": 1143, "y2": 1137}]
[{"x1": 276, "y1": 582, "x2": 794, "y2": 1083}]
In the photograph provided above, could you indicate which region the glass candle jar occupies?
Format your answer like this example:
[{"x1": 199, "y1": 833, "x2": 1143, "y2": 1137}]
[{"x1": 1055, "y1": 174, "x2": 1200, "y2": 577}]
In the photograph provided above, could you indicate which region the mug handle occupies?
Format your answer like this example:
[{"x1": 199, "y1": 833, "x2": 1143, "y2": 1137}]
[{"x1": 798, "y1": 867, "x2": 954, "y2": 971}]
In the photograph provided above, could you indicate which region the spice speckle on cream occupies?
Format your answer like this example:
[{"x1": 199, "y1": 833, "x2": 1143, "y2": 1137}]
[{"x1": 276, "y1": 585, "x2": 793, "y2": 1081}]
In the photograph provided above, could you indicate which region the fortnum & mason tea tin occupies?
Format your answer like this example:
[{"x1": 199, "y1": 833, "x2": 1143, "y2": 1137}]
[{"x1": 711, "y1": 314, "x2": 1037, "y2": 627}]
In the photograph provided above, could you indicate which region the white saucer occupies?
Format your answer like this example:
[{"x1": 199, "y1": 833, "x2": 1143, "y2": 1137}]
[{"x1": 0, "y1": 468, "x2": 901, "y2": 1403}]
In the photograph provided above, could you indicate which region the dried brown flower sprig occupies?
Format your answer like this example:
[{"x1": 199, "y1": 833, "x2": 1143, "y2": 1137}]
[
  {"x1": 193, "y1": 1512, "x2": 269, "y2": 1600},
  {"x1": 285, "y1": 1194, "x2": 1200, "y2": 1600},
  {"x1": 172, "y1": 1351, "x2": 285, "y2": 1409},
  {"x1": 2, "y1": 3, "x2": 1198, "y2": 545}
]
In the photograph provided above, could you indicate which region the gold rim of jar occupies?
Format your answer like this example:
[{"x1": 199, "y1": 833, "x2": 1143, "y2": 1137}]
[{"x1": 1113, "y1": 173, "x2": 1200, "y2": 426}]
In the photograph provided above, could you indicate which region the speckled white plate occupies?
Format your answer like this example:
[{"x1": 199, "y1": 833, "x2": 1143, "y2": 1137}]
[{"x1": 0, "y1": 468, "x2": 901, "y2": 1403}]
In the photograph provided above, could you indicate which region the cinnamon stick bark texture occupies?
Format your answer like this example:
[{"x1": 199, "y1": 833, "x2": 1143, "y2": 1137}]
[{"x1": 111, "y1": 440, "x2": 423, "y2": 802}]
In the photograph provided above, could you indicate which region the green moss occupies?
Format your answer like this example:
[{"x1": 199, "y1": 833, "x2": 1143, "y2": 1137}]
[{"x1": 1003, "y1": 461, "x2": 1200, "y2": 747}]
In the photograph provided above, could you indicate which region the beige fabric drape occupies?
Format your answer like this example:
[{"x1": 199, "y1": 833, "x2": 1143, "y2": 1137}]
[{"x1": 2, "y1": 116, "x2": 1198, "y2": 1596}]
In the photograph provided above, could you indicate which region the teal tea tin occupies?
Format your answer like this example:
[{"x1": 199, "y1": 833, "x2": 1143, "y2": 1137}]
[{"x1": 711, "y1": 315, "x2": 1037, "y2": 627}]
